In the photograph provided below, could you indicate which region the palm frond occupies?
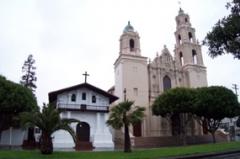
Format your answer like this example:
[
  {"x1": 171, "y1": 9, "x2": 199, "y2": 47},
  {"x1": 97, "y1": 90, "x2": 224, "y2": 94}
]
[{"x1": 128, "y1": 106, "x2": 145, "y2": 124}]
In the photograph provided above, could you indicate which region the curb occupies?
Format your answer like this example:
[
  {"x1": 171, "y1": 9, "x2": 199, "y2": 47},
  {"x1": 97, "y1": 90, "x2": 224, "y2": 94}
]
[{"x1": 167, "y1": 150, "x2": 240, "y2": 159}]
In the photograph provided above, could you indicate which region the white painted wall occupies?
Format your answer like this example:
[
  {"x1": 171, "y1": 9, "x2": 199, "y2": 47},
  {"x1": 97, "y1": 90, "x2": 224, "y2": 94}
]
[
  {"x1": 53, "y1": 87, "x2": 114, "y2": 149},
  {"x1": 0, "y1": 128, "x2": 25, "y2": 146}
]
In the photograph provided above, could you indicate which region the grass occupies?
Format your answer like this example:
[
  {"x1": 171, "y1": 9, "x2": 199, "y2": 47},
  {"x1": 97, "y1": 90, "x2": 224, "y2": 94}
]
[{"x1": 0, "y1": 142, "x2": 240, "y2": 159}]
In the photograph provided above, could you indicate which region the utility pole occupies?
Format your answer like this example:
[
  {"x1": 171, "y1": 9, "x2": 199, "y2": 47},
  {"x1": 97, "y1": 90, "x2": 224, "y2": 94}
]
[
  {"x1": 124, "y1": 88, "x2": 127, "y2": 101},
  {"x1": 230, "y1": 84, "x2": 238, "y2": 141},
  {"x1": 232, "y1": 84, "x2": 239, "y2": 97}
]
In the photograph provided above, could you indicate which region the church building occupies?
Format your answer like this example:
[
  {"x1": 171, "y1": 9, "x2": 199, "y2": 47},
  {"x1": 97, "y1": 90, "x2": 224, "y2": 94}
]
[
  {"x1": 111, "y1": 8, "x2": 208, "y2": 140},
  {"x1": 48, "y1": 79, "x2": 118, "y2": 149}
]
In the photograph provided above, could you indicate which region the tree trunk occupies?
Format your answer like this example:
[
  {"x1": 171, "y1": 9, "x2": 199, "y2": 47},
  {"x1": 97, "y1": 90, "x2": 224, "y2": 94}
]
[
  {"x1": 181, "y1": 127, "x2": 187, "y2": 146},
  {"x1": 124, "y1": 123, "x2": 131, "y2": 153},
  {"x1": 27, "y1": 127, "x2": 36, "y2": 146},
  {"x1": 210, "y1": 131, "x2": 216, "y2": 143},
  {"x1": 40, "y1": 132, "x2": 53, "y2": 154},
  {"x1": 180, "y1": 113, "x2": 187, "y2": 146}
]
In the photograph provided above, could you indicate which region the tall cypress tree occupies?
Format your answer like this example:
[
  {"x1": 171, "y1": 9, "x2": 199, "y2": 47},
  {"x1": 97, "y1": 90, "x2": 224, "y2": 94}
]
[
  {"x1": 20, "y1": 54, "x2": 37, "y2": 148},
  {"x1": 20, "y1": 54, "x2": 37, "y2": 93}
]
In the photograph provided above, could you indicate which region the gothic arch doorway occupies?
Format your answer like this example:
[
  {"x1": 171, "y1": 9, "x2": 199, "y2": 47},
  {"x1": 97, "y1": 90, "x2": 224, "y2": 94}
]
[
  {"x1": 76, "y1": 122, "x2": 90, "y2": 142},
  {"x1": 163, "y1": 75, "x2": 171, "y2": 91}
]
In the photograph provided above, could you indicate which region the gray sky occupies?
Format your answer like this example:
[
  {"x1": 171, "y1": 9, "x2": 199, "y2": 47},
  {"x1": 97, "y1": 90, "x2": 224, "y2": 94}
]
[{"x1": 0, "y1": 0, "x2": 239, "y2": 105}]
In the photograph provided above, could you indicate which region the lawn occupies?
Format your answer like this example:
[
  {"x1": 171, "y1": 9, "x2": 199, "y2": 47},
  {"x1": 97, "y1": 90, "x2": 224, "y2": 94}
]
[{"x1": 1, "y1": 142, "x2": 240, "y2": 159}]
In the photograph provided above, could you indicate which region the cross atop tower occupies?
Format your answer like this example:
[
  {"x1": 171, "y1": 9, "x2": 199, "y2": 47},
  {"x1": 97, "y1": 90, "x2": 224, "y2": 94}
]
[
  {"x1": 82, "y1": 71, "x2": 89, "y2": 83},
  {"x1": 178, "y1": 1, "x2": 182, "y2": 9}
]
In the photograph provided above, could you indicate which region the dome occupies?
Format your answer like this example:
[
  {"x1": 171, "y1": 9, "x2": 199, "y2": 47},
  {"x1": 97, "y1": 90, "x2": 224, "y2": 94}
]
[
  {"x1": 123, "y1": 21, "x2": 134, "y2": 33},
  {"x1": 178, "y1": 8, "x2": 185, "y2": 15}
]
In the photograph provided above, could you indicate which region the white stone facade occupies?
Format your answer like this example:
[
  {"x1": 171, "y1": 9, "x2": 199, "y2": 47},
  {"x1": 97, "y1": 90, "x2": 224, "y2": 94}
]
[{"x1": 113, "y1": 9, "x2": 208, "y2": 138}]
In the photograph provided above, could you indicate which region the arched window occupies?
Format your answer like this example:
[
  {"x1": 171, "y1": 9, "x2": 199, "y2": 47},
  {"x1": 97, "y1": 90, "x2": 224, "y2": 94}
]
[
  {"x1": 179, "y1": 52, "x2": 184, "y2": 66},
  {"x1": 82, "y1": 92, "x2": 86, "y2": 100},
  {"x1": 188, "y1": 32, "x2": 193, "y2": 42},
  {"x1": 130, "y1": 39, "x2": 135, "y2": 51},
  {"x1": 185, "y1": 17, "x2": 188, "y2": 23},
  {"x1": 71, "y1": 94, "x2": 76, "y2": 102},
  {"x1": 192, "y1": 49, "x2": 197, "y2": 64},
  {"x1": 178, "y1": 35, "x2": 182, "y2": 44},
  {"x1": 163, "y1": 76, "x2": 171, "y2": 91},
  {"x1": 92, "y1": 95, "x2": 96, "y2": 103}
]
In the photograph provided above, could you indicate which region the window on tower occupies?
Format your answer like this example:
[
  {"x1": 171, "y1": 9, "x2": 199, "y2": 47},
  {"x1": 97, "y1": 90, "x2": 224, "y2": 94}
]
[
  {"x1": 188, "y1": 32, "x2": 193, "y2": 43},
  {"x1": 180, "y1": 52, "x2": 184, "y2": 66},
  {"x1": 163, "y1": 76, "x2": 171, "y2": 91},
  {"x1": 133, "y1": 88, "x2": 138, "y2": 96},
  {"x1": 130, "y1": 39, "x2": 135, "y2": 51},
  {"x1": 185, "y1": 17, "x2": 188, "y2": 23},
  {"x1": 192, "y1": 50, "x2": 197, "y2": 64},
  {"x1": 178, "y1": 35, "x2": 182, "y2": 45}
]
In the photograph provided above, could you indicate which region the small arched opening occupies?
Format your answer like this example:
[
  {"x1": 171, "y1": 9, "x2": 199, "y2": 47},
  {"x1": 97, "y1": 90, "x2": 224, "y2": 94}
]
[
  {"x1": 192, "y1": 49, "x2": 197, "y2": 64},
  {"x1": 178, "y1": 35, "x2": 182, "y2": 44},
  {"x1": 188, "y1": 32, "x2": 193, "y2": 42},
  {"x1": 129, "y1": 39, "x2": 135, "y2": 51},
  {"x1": 179, "y1": 52, "x2": 184, "y2": 66}
]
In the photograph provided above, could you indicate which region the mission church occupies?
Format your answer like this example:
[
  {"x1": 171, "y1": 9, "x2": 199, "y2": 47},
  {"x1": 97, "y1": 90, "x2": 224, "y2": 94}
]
[{"x1": 49, "y1": 8, "x2": 208, "y2": 149}]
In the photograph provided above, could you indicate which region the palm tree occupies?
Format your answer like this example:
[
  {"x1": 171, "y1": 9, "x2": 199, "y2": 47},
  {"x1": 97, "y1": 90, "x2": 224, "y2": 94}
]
[
  {"x1": 20, "y1": 104, "x2": 80, "y2": 154},
  {"x1": 107, "y1": 100, "x2": 145, "y2": 152}
]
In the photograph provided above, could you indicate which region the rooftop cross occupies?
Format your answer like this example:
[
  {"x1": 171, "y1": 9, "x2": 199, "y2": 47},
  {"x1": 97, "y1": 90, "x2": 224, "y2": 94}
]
[
  {"x1": 82, "y1": 71, "x2": 89, "y2": 83},
  {"x1": 178, "y1": 0, "x2": 181, "y2": 8}
]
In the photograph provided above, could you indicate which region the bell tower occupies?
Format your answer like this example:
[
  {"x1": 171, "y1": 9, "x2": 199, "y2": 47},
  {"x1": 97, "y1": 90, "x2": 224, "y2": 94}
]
[
  {"x1": 119, "y1": 21, "x2": 141, "y2": 56},
  {"x1": 114, "y1": 21, "x2": 149, "y2": 136},
  {"x1": 174, "y1": 8, "x2": 207, "y2": 88}
]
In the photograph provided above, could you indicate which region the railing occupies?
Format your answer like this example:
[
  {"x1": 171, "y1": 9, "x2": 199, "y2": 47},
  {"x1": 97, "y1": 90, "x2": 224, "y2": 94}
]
[{"x1": 57, "y1": 103, "x2": 109, "y2": 112}]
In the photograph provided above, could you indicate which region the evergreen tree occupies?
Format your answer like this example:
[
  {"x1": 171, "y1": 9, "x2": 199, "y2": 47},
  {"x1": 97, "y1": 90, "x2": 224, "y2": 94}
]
[
  {"x1": 0, "y1": 75, "x2": 37, "y2": 139},
  {"x1": 20, "y1": 54, "x2": 37, "y2": 148},
  {"x1": 194, "y1": 86, "x2": 239, "y2": 143},
  {"x1": 203, "y1": 0, "x2": 240, "y2": 59},
  {"x1": 20, "y1": 54, "x2": 37, "y2": 93}
]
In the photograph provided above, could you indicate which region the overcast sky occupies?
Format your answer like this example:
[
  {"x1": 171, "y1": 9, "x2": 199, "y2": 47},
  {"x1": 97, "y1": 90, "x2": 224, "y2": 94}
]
[{"x1": 0, "y1": 0, "x2": 239, "y2": 105}]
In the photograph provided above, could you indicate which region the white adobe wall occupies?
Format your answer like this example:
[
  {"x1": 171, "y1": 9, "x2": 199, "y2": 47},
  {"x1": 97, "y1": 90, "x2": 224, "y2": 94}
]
[
  {"x1": 52, "y1": 88, "x2": 114, "y2": 149},
  {"x1": 0, "y1": 128, "x2": 25, "y2": 146}
]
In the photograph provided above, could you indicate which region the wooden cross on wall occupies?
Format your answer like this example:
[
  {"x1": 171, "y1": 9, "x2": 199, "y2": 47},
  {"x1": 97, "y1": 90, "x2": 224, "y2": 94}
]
[{"x1": 82, "y1": 71, "x2": 89, "y2": 83}]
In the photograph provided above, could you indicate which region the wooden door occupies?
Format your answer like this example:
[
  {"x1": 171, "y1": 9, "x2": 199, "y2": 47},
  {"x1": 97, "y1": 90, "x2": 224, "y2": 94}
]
[{"x1": 76, "y1": 122, "x2": 90, "y2": 141}]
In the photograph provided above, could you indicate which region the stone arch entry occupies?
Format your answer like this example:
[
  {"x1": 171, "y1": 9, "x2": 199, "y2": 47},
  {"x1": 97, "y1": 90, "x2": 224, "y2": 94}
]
[{"x1": 76, "y1": 122, "x2": 90, "y2": 142}]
